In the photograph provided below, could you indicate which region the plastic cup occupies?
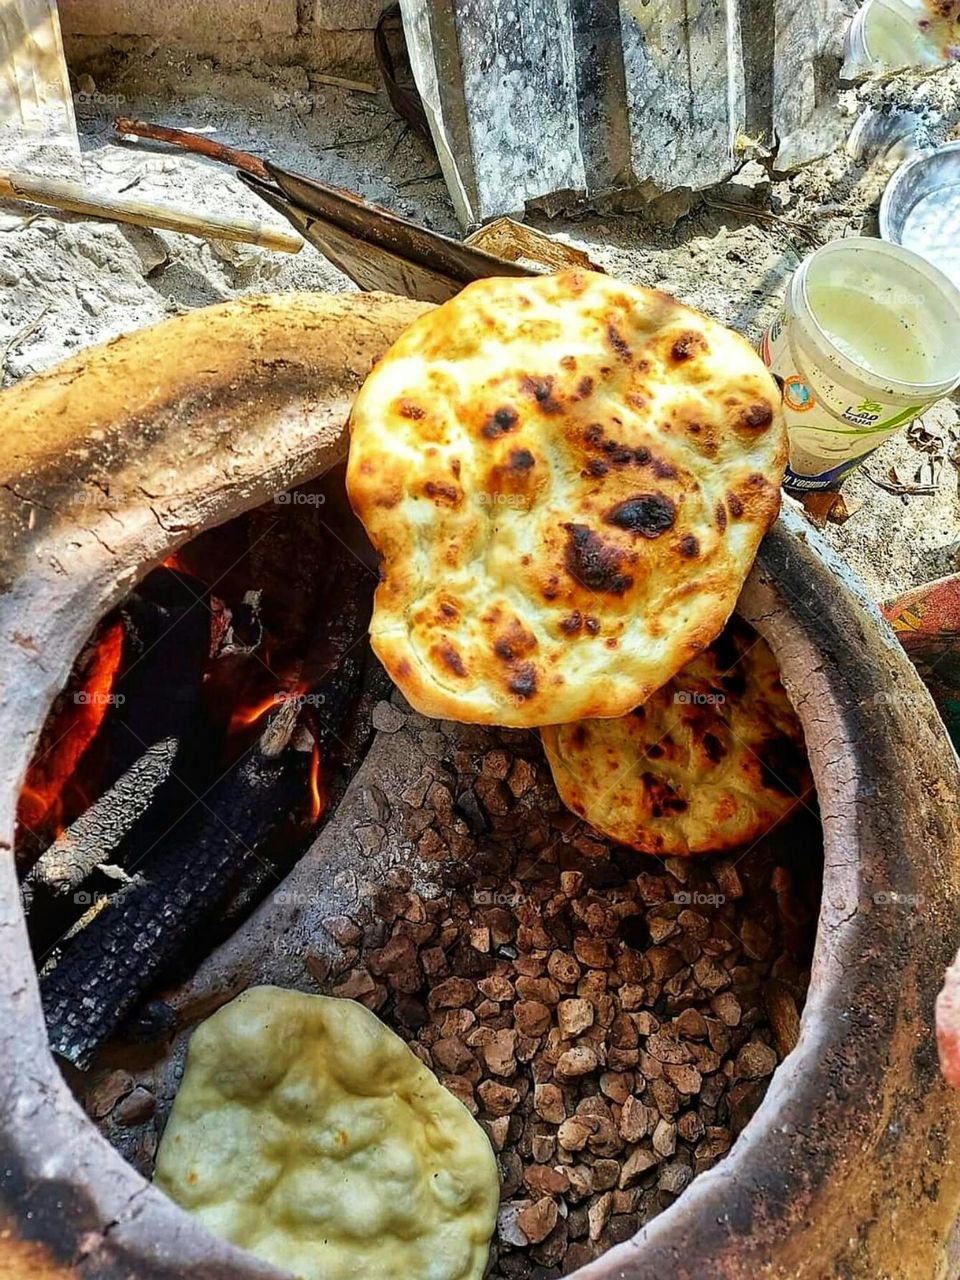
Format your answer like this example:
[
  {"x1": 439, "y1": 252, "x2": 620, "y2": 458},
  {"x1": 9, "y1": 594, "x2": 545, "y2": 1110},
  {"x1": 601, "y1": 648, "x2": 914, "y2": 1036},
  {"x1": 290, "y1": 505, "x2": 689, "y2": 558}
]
[
  {"x1": 843, "y1": 0, "x2": 956, "y2": 77},
  {"x1": 759, "y1": 237, "x2": 960, "y2": 492}
]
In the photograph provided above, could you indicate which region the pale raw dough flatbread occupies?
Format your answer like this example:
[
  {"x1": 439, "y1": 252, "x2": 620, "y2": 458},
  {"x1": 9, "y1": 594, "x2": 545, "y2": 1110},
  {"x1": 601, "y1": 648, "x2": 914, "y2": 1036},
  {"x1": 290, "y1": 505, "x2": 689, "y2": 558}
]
[
  {"x1": 541, "y1": 619, "x2": 812, "y2": 856},
  {"x1": 154, "y1": 986, "x2": 499, "y2": 1280},
  {"x1": 346, "y1": 270, "x2": 786, "y2": 727}
]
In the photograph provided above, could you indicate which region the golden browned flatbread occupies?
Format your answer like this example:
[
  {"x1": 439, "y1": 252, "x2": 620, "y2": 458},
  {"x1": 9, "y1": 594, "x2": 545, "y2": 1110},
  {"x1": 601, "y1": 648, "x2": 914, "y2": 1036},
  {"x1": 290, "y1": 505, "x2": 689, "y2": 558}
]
[
  {"x1": 347, "y1": 271, "x2": 786, "y2": 727},
  {"x1": 540, "y1": 619, "x2": 812, "y2": 856}
]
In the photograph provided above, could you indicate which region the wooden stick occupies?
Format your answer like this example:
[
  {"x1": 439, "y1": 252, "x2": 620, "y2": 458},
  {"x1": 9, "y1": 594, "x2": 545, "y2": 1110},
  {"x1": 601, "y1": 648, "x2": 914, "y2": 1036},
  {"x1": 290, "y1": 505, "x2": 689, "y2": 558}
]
[
  {"x1": 114, "y1": 117, "x2": 270, "y2": 179},
  {"x1": 0, "y1": 169, "x2": 302, "y2": 253}
]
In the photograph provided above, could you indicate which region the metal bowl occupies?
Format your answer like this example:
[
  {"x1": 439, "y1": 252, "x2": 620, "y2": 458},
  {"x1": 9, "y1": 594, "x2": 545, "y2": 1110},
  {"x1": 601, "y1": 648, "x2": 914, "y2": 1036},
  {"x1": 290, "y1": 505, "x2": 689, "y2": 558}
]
[{"x1": 880, "y1": 141, "x2": 960, "y2": 290}]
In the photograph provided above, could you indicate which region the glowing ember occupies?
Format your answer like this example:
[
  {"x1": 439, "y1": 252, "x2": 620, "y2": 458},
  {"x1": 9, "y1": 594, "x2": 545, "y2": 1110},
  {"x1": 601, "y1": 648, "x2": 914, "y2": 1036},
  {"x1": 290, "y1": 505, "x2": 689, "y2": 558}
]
[{"x1": 18, "y1": 621, "x2": 125, "y2": 834}]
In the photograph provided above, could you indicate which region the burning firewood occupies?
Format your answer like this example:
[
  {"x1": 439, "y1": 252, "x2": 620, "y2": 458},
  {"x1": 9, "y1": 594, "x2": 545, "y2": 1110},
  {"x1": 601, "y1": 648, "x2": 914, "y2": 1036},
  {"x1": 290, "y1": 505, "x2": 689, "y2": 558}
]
[{"x1": 40, "y1": 697, "x2": 312, "y2": 1068}]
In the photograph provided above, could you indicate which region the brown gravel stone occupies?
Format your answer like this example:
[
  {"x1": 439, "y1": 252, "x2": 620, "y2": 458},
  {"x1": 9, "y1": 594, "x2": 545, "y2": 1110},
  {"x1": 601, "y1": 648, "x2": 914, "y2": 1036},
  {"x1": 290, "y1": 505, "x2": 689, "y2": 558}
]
[
  {"x1": 484, "y1": 1029, "x2": 519, "y2": 1076},
  {"x1": 574, "y1": 937, "x2": 611, "y2": 968},
  {"x1": 588, "y1": 1190, "x2": 614, "y2": 1241},
  {"x1": 659, "y1": 1161, "x2": 694, "y2": 1197},
  {"x1": 515, "y1": 976, "x2": 560, "y2": 1004},
  {"x1": 86, "y1": 1070, "x2": 134, "y2": 1119},
  {"x1": 548, "y1": 949, "x2": 582, "y2": 985},
  {"x1": 677, "y1": 1111, "x2": 705, "y2": 1143},
  {"x1": 518, "y1": 1196, "x2": 559, "y2": 1244},
  {"x1": 507, "y1": 757, "x2": 537, "y2": 797},
  {"x1": 534, "y1": 1083, "x2": 566, "y2": 1124},
  {"x1": 433, "y1": 1036, "x2": 474, "y2": 1074},
  {"x1": 711, "y1": 991, "x2": 742, "y2": 1025},
  {"x1": 592, "y1": 1159, "x2": 620, "y2": 1191},
  {"x1": 478, "y1": 1080, "x2": 521, "y2": 1116},
  {"x1": 599, "y1": 1071, "x2": 632, "y2": 1104},
  {"x1": 428, "y1": 976, "x2": 478, "y2": 1009},
  {"x1": 114, "y1": 1084, "x2": 155, "y2": 1126},
  {"x1": 556, "y1": 1045, "x2": 600, "y2": 1079},
  {"x1": 486, "y1": 1116, "x2": 511, "y2": 1152},
  {"x1": 558, "y1": 1117, "x2": 595, "y2": 1152},
  {"x1": 619, "y1": 1096, "x2": 656, "y2": 1143},
  {"x1": 558, "y1": 998, "x2": 595, "y2": 1038},
  {"x1": 515, "y1": 999, "x2": 551, "y2": 1037},
  {"x1": 619, "y1": 1146, "x2": 659, "y2": 1187},
  {"x1": 664, "y1": 1063, "x2": 702, "y2": 1094},
  {"x1": 735, "y1": 1038, "x2": 778, "y2": 1080},
  {"x1": 652, "y1": 1118, "x2": 678, "y2": 1158},
  {"x1": 442, "y1": 1074, "x2": 477, "y2": 1114},
  {"x1": 676, "y1": 1008, "x2": 708, "y2": 1038},
  {"x1": 767, "y1": 980, "x2": 801, "y2": 1057},
  {"x1": 524, "y1": 1165, "x2": 570, "y2": 1196}
]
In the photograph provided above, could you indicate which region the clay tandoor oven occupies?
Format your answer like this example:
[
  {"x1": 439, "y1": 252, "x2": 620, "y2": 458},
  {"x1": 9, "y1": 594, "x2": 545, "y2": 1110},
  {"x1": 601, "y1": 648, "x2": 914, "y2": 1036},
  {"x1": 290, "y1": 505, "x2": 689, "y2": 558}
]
[{"x1": 1, "y1": 293, "x2": 959, "y2": 1280}]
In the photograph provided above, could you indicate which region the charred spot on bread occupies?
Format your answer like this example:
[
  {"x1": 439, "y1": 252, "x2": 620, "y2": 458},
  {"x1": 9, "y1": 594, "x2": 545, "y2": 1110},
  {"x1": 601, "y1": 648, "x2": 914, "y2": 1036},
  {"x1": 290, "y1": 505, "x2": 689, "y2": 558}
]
[
  {"x1": 679, "y1": 535, "x2": 700, "y2": 558},
  {"x1": 424, "y1": 480, "x2": 461, "y2": 506},
  {"x1": 603, "y1": 493, "x2": 677, "y2": 539},
  {"x1": 564, "y1": 524, "x2": 635, "y2": 595},
  {"x1": 606, "y1": 324, "x2": 632, "y2": 361},
  {"x1": 483, "y1": 406, "x2": 519, "y2": 438},
  {"x1": 671, "y1": 332, "x2": 708, "y2": 362},
  {"x1": 508, "y1": 664, "x2": 538, "y2": 699},
  {"x1": 702, "y1": 731, "x2": 726, "y2": 763},
  {"x1": 560, "y1": 611, "x2": 583, "y2": 635},
  {"x1": 715, "y1": 501, "x2": 727, "y2": 531},
  {"x1": 727, "y1": 492, "x2": 744, "y2": 518},
  {"x1": 494, "y1": 620, "x2": 537, "y2": 662},
  {"x1": 436, "y1": 641, "x2": 467, "y2": 677},
  {"x1": 740, "y1": 402, "x2": 774, "y2": 430},
  {"x1": 642, "y1": 772, "x2": 688, "y2": 816},
  {"x1": 398, "y1": 399, "x2": 425, "y2": 420},
  {"x1": 520, "y1": 375, "x2": 563, "y2": 413}
]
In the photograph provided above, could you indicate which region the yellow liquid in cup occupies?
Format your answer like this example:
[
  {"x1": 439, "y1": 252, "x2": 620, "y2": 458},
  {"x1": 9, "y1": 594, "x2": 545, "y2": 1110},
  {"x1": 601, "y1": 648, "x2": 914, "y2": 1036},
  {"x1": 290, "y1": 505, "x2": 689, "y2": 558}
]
[{"x1": 806, "y1": 280, "x2": 937, "y2": 385}]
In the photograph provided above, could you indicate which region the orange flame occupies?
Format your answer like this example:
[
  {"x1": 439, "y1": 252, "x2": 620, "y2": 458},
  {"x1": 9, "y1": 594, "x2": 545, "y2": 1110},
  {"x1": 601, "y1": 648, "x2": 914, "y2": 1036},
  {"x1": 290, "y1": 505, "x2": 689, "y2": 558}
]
[
  {"x1": 18, "y1": 621, "x2": 125, "y2": 834},
  {"x1": 228, "y1": 691, "x2": 287, "y2": 733},
  {"x1": 309, "y1": 743, "x2": 325, "y2": 823}
]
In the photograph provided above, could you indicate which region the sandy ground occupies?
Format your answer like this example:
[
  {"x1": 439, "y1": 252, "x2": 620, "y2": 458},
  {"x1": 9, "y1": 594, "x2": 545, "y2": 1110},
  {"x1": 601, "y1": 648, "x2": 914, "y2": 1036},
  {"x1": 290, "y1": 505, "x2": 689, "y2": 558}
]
[{"x1": 0, "y1": 49, "x2": 958, "y2": 604}]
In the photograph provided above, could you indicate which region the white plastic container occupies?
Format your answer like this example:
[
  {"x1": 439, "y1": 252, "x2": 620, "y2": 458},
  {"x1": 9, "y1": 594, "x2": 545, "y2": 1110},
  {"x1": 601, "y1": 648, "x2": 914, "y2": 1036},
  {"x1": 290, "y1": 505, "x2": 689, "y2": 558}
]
[
  {"x1": 759, "y1": 237, "x2": 960, "y2": 492},
  {"x1": 843, "y1": 0, "x2": 957, "y2": 77}
]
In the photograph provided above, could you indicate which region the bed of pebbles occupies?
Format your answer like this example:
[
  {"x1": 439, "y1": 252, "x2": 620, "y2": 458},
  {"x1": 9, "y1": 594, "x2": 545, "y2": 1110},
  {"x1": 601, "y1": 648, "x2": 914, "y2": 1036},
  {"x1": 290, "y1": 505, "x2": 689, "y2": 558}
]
[
  {"x1": 319, "y1": 723, "x2": 822, "y2": 1277},
  {"x1": 79, "y1": 704, "x2": 820, "y2": 1277}
]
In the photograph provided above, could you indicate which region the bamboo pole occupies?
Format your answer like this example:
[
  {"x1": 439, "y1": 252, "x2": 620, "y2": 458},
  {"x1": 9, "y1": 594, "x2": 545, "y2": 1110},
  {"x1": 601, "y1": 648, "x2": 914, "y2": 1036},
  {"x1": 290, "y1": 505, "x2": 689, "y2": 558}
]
[{"x1": 0, "y1": 169, "x2": 303, "y2": 252}]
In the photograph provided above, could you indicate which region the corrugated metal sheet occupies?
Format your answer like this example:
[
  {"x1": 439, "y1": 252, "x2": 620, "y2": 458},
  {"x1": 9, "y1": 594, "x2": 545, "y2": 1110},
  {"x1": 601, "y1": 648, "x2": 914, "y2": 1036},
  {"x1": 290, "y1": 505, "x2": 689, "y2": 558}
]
[{"x1": 401, "y1": 0, "x2": 850, "y2": 226}]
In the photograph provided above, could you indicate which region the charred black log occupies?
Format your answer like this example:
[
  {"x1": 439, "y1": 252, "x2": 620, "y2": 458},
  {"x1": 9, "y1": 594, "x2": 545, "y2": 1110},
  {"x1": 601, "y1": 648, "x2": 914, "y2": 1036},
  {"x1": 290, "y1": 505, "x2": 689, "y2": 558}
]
[{"x1": 40, "y1": 703, "x2": 309, "y2": 1068}]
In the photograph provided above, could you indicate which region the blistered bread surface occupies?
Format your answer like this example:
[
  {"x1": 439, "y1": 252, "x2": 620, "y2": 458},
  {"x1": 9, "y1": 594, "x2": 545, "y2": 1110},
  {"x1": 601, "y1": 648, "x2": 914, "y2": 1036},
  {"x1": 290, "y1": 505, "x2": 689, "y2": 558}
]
[
  {"x1": 347, "y1": 271, "x2": 786, "y2": 727},
  {"x1": 541, "y1": 619, "x2": 812, "y2": 856},
  {"x1": 154, "y1": 986, "x2": 499, "y2": 1280}
]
